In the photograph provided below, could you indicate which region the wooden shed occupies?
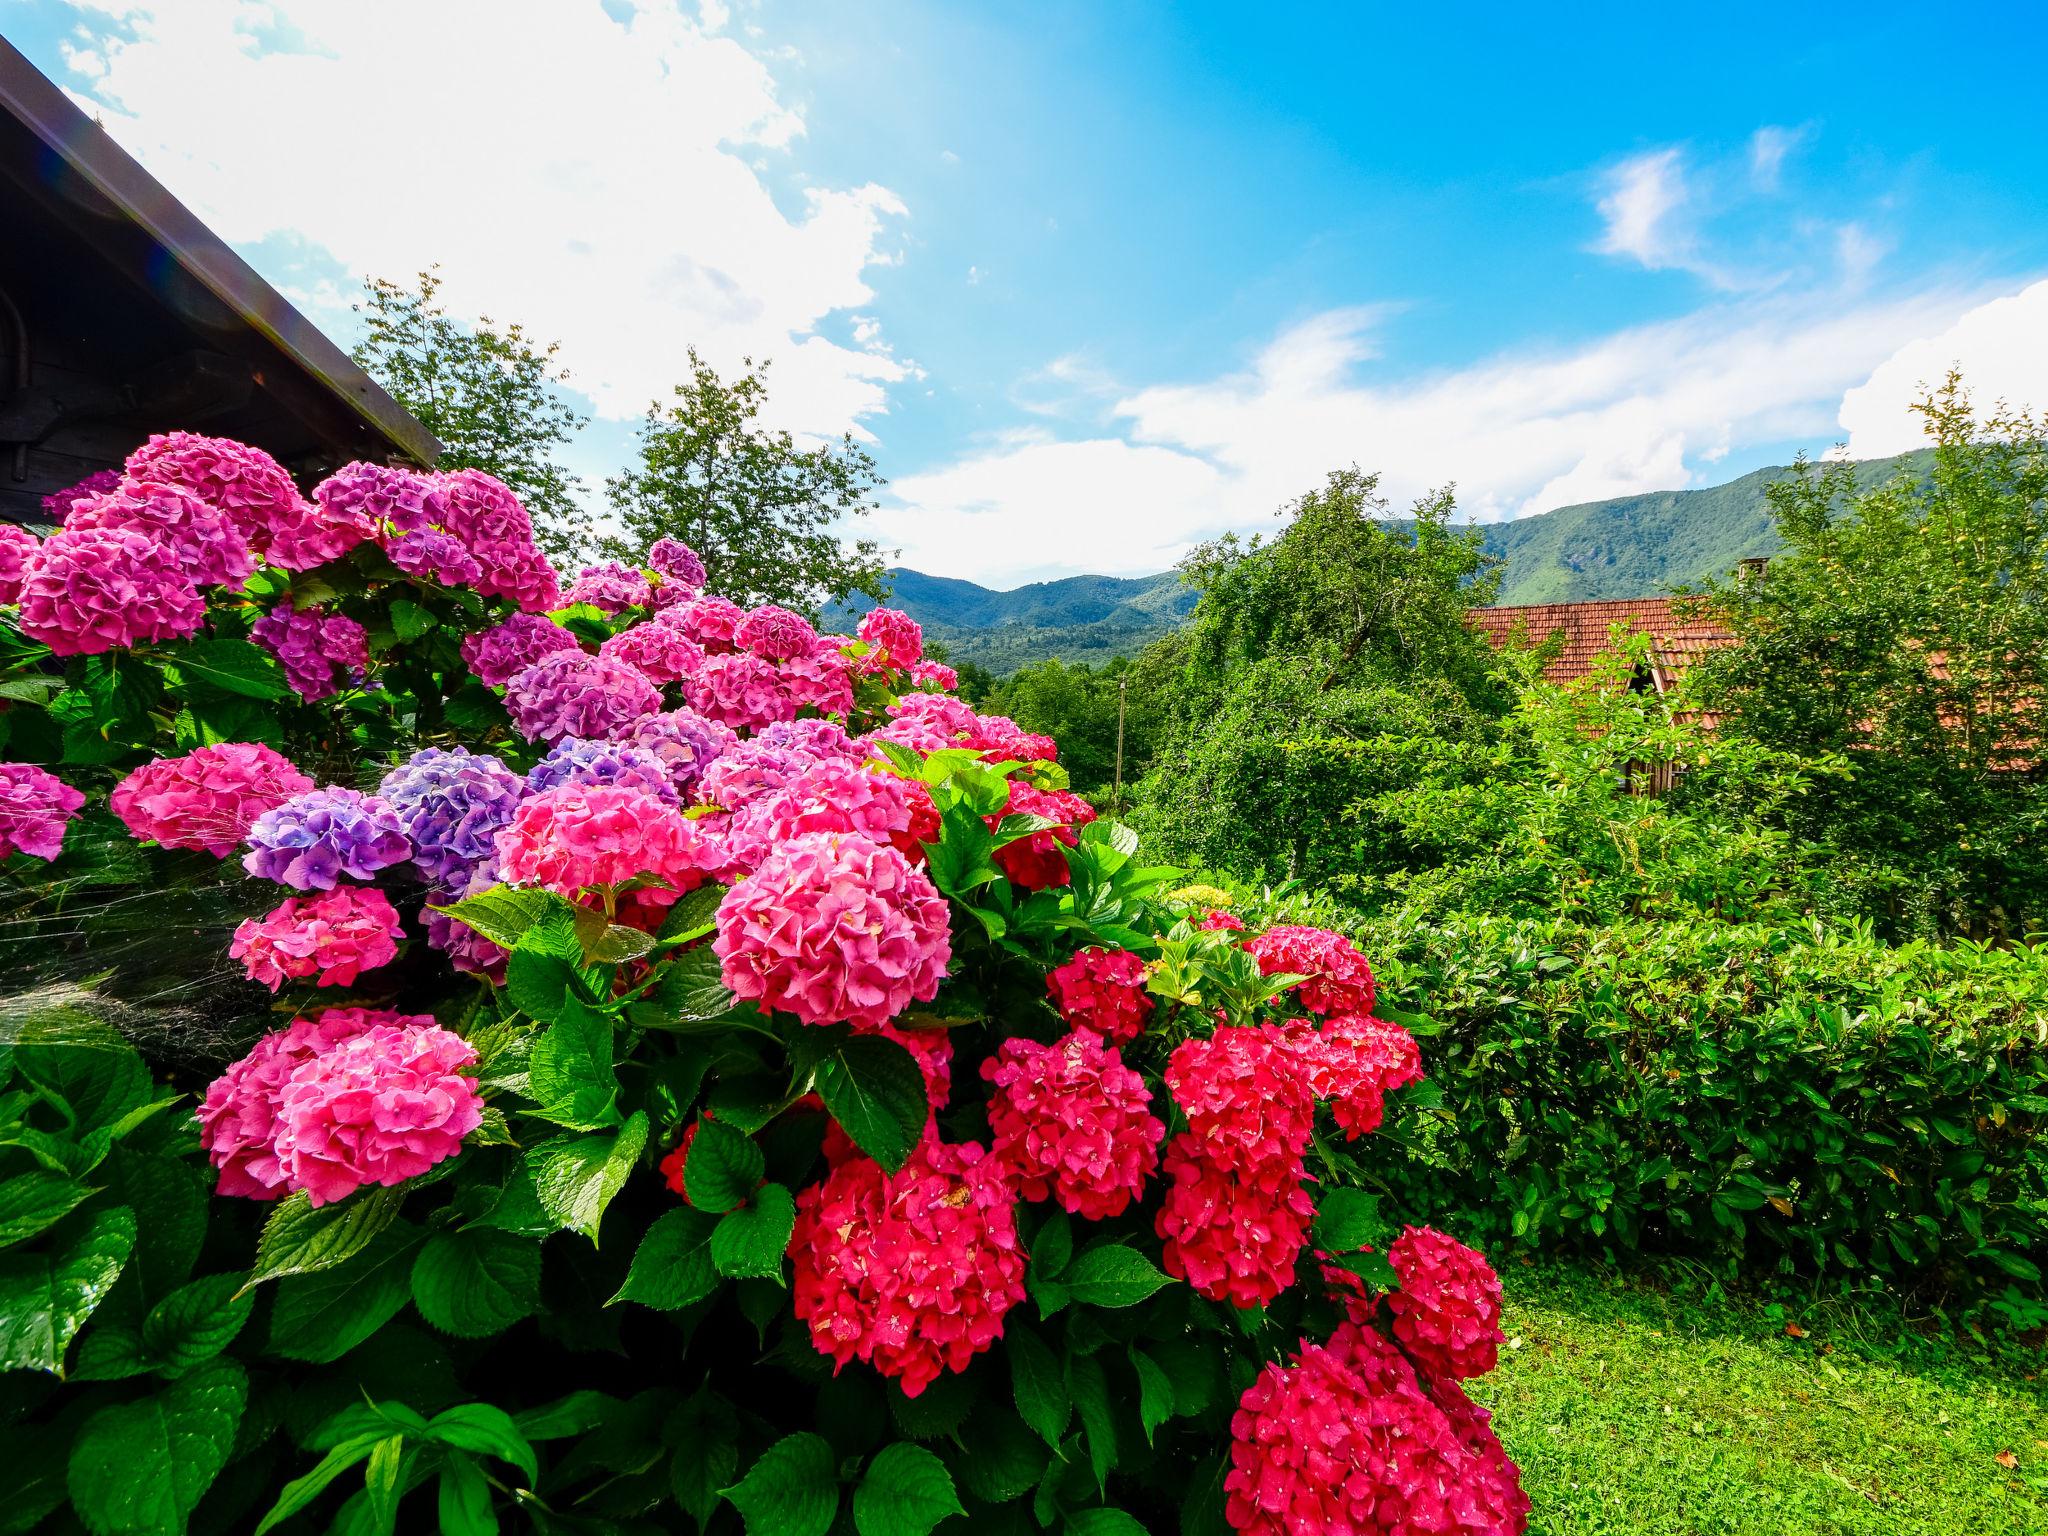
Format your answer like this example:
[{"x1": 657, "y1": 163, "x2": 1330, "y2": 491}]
[{"x1": 0, "y1": 36, "x2": 435, "y2": 524}]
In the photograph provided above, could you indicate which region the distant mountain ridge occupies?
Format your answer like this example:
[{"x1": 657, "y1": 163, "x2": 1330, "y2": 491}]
[{"x1": 840, "y1": 451, "x2": 1928, "y2": 671}]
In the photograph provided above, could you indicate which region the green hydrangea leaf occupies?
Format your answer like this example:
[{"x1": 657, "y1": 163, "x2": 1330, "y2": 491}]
[
  {"x1": 722, "y1": 1431, "x2": 839, "y2": 1536},
  {"x1": 410, "y1": 1227, "x2": 542, "y2": 1339},
  {"x1": 0, "y1": 1205, "x2": 135, "y2": 1374},
  {"x1": 711, "y1": 1183, "x2": 795, "y2": 1281},
  {"x1": 245, "y1": 1186, "x2": 407, "y2": 1290},
  {"x1": 686, "y1": 1116, "x2": 766, "y2": 1214},
  {"x1": 1062, "y1": 1244, "x2": 1173, "y2": 1309},
  {"x1": 267, "y1": 1223, "x2": 423, "y2": 1364},
  {"x1": 852, "y1": 1443, "x2": 963, "y2": 1536},
  {"x1": 813, "y1": 1036, "x2": 928, "y2": 1175},
  {"x1": 528, "y1": 1112, "x2": 648, "y2": 1242},
  {"x1": 612, "y1": 1207, "x2": 720, "y2": 1310},
  {"x1": 68, "y1": 1357, "x2": 246, "y2": 1535},
  {"x1": 139, "y1": 1272, "x2": 253, "y2": 1377}
]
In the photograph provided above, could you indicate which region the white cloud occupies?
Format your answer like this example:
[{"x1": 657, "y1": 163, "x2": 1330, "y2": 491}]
[
  {"x1": 1593, "y1": 148, "x2": 1690, "y2": 271},
  {"x1": 52, "y1": 0, "x2": 908, "y2": 437},
  {"x1": 1749, "y1": 125, "x2": 1803, "y2": 191},
  {"x1": 1839, "y1": 277, "x2": 2048, "y2": 455},
  {"x1": 880, "y1": 284, "x2": 2000, "y2": 584}
]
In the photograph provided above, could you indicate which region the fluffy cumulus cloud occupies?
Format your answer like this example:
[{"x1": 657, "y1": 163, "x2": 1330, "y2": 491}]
[
  {"x1": 879, "y1": 284, "x2": 2004, "y2": 584},
  {"x1": 1840, "y1": 278, "x2": 2048, "y2": 456},
  {"x1": 53, "y1": 0, "x2": 908, "y2": 435}
]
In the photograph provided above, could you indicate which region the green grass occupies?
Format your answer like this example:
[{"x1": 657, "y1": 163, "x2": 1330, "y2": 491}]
[{"x1": 1467, "y1": 1261, "x2": 2048, "y2": 1534}]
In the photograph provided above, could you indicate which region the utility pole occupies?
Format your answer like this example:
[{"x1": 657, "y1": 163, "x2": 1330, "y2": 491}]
[{"x1": 1113, "y1": 676, "x2": 1128, "y2": 815}]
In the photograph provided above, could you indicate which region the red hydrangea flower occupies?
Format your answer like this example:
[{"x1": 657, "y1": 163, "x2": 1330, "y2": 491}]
[
  {"x1": 1225, "y1": 1320, "x2": 1529, "y2": 1535},
  {"x1": 1046, "y1": 946, "x2": 1153, "y2": 1045},
  {"x1": 1424, "y1": 1369, "x2": 1534, "y2": 1532},
  {"x1": 983, "y1": 1031, "x2": 1162, "y2": 1220},
  {"x1": 660, "y1": 1121, "x2": 701, "y2": 1203},
  {"x1": 1385, "y1": 1226, "x2": 1505, "y2": 1381},
  {"x1": 1274, "y1": 1014, "x2": 1424, "y2": 1139},
  {"x1": 788, "y1": 1137, "x2": 1025, "y2": 1397},
  {"x1": 1245, "y1": 924, "x2": 1377, "y2": 1016},
  {"x1": 0, "y1": 763, "x2": 86, "y2": 861},
  {"x1": 857, "y1": 606, "x2": 923, "y2": 670},
  {"x1": 989, "y1": 780, "x2": 1096, "y2": 890},
  {"x1": 1155, "y1": 1132, "x2": 1314, "y2": 1309},
  {"x1": 1196, "y1": 909, "x2": 1246, "y2": 932},
  {"x1": 16, "y1": 525, "x2": 204, "y2": 654},
  {"x1": 1165, "y1": 1026, "x2": 1317, "y2": 1167},
  {"x1": 495, "y1": 783, "x2": 723, "y2": 898},
  {"x1": 714, "y1": 832, "x2": 951, "y2": 1029},
  {"x1": 110, "y1": 742, "x2": 313, "y2": 856},
  {"x1": 231, "y1": 885, "x2": 404, "y2": 990},
  {"x1": 65, "y1": 479, "x2": 255, "y2": 587}
]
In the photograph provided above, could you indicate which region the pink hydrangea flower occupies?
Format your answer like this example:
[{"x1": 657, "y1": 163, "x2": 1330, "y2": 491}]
[
  {"x1": 1385, "y1": 1226, "x2": 1506, "y2": 1381},
  {"x1": 565, "y1": 560, "x2": 654, "y2": 613},
  {"x1": 658, "y1": 593, "x2": 744, "y2": 653},
  {"x1": 272, "y1": 1018, "x2": 483, "y2": 1205},
  {"x1": 494, "y1": 782, "x2": 722, "y2": 898},
  {"x1": 1155, "y1": 1132, "x2": 1314, "y2": 1309},
  {"x1": 314, "y1": 461, "x2": 447, "y2": 533},
  {"x1": 231, "y1": 885, "x2": 404, "y2": 990},
  {"x1": 0, "y1": 522, "x2": 38, "y2": 605},
  {"x1": 659, "y1": 1120, "x2": 702, "y2": 1203},
  {"x1": 714, "y1": 832, "x2": 951, "y2": 1029},
  {"x1": 460, "y1": 613, "x2": 581, "y2": 687},
  {"x1": 1165, "y1": 1026, "x2": 1317, "y2": 1167},
  {"x1": 780, "y1": 648, "x2": 855, "y2": 718},
  {"x1": 1274, "y1": 1014, "x2": 1424, "y2": 1139},
  {"x1": 983, "y1": 1031, "x2": 1162, "y2": 1220},
  {"x1": 599, "y1": 620, "x2": 704, "y2": 685},
  {"x1": 1046, "y1": 946, "x2": 1153, "y2": 1045},
  {"x1": 1196, "y1": 909, "x2": 1247, "y2": 932},
  {"x1": 124, "y1": 433, "x2": 328, "y2": 564},
  {"x1": 788, "y1": 1137, "x2": 1025, "y2": 1397},
  {"x1": 250, "y1": 607, "x2": 370, "y2": 701},
  {"x1": 435, "y1": 468, "x2": 561, "y2": 612},
  {"x1": 0, "y1": 763, "x2": 86, "y2": 861},
  {"x1": 504, "y1": 650, "x2": 662, "y2": 743},
  {"x1": 647, "y1": 537, "x2": 706, "y2": 590},
  {"x1": 16, "y1": 525, "x2": 204, "y2": 654},
  {"x1": 734, "y1": 604, "x2": 820, "y2": 661},
  {"x1": 386, "y1": 527, "x2": 484, "y2": 587},
  {"x1": 64, "y1": 479, "x2": 255, "y2": 588},
  {"x1": 907, "y1": 660, "x2": 958, "y2": 691},
  {"x1": 1225, "y1": 1321, "x2": 1529, "y2": 1536},
  {"x1": 1245, "y1": 925, "x2": 1377, "y2": 1017},
  {"x1": 109, "y1": 743, "x2": 313, "y2": 856},
  {"x1": 199, "y1": 1009, "x2": 381, "y2": 1199},
  {"x1": 718, "y1": 758, "x2": 924, "y2": 874},
  {"x1": 684, "y1": 651, "x2": 798, "y2": 732},
  {"x1": 39, "y1": 468, "x2": 120, "y2": 520},
  {"x1": 857, "y1": 606, "x2": 923, "y2": 670}
]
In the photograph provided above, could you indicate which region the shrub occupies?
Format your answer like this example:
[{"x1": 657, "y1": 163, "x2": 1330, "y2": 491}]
[{"x1": 0, "y1": 442, "x2": 1530, "y2": 1535}]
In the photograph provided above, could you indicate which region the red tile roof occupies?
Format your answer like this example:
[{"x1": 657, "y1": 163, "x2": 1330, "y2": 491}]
[{"x1": 1468, "y1": 598, "x2": 1733, "y2": 688}]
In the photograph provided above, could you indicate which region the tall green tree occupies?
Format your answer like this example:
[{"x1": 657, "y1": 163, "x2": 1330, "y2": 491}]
[
  {"x1": 1693, "y1": 374, "x2": 2048, "y2": 937},
  {"x1": 351, "y1": 269, "x2": 593, "y2": 564},
  {"x1": 602, "y1": 350, "x2": 889, "y2": 612}
]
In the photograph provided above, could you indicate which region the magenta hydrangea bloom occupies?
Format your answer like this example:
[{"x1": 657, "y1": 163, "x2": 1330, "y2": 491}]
[
  {"x1": 199, "y1": 1010, "x2": 380, "y2": 1199},
  {"x1": 696, "y1": 739, "x2": 819, "y2": 812},
  {"x1": 503, "y1": 650, "x2": 663, "y2": 744},
  {"x1": 983, "y1": 1031, "x2": 1163, "y2": 1221},
  {"x1": 1156, "y1": 1133, "x2": 1314, "y2": 1309},
  {"x1": 435, "y1": 468, "x2": 561, "y2": 612},
  {"x1": 231, "y1": 885, "x2": 404, "y2": 990},
  {"x1": 857, "y1": 606, "x2": 923, "y2": 670},
  {"x1": 271, "y1": 1017, "x2": 483, "y2": 1205},
  {"x1": 624, "y1": 709, "x2": 734, "y2": 794},
  {"x1": 599, "y1": 620, "x2": 704, "y2": 685},
  {"x1": 494, "y1": 783, "x2": 722, "y2": 898},
  {"x1": 378, "y1": 747, "x2": 527, "y2": 886},
  {"x1": 757, "y1": 718, "x2": 864, "y2": 761},
  {"x1": 781, "y1": 649, "x2": 855, "y2": 718},
  {"x1": 647, "y1": 536, "x2": 706, "y2": 589},
  {"x1": 527, "y1": 736, "x2": 681, "y2": 805},
  {"x1": 110, "y1": 743, "x2": 313, "y2": 856},
  {"x1": 243, "y1": 786, "x2": 412, "y2": 890},
  {"x1": 565, "y1": 560, "x2": 654, "y2": 614},
  {"x1": 64, "y1": 479, "x2": 255, "y2": 588},
  {"x1": 314, "y1": 461, "x2": 448, "y2": 533},
  {"x1": 460, "y1": 612, "x2": 581, "y2": 688},
  {"x1": 124, "y1": 432, "x2": 308, "y2": 549},
  {"x1": 658, "y1": 593, "x2": 744, "y2": 653},
  {"x1": 387, "y1": 528, "x2": 484, "y2": 588},
  {"x1": 715, "y1": 831, "x2": 951, "y2": 1029},
  {"x1": 0, "y1": 522, "x2": 38, "y2": 605},
  {"x1": 40, "y1": 468, "x2": 120, "y2": 520},
  {"x1": 1246, "y1": 924, "x2": 1377, "y2": 1017},
  {"x1": 250, "y1": 607, "x2": 370, "y2": 701},
  {"x1": 734, "y1": 604, "x2": 820, "y2": 661},
  {"x1": 720, "y1": 757, "x2": 922, "y2": 873},
  {"x1": 685, "y1": 651, "x2": 798, "y2": 732},
  {"x1": 1385, "y1": 1226, "x2": 1506, "y2": 1381},
  {"x1": 0, "y1": 763, "x2": 86, "y2": 861},
  {"x1": 1047, "y1": 946, "x2": 1154, "y2": 1045},
  {"x1": 16, "y1": 525, "x2": 205, "y2": 655}
]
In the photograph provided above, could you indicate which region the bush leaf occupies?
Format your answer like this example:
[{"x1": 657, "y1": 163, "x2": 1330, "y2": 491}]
[
  {"x1": 139, "y1": 1273, "x2": 252, "y2": 1377},
  {"x1": 711, "y1": 1184, "x2": 796, "y2": 1281},
  {"x1": 722, "y1": 1430, "x2": 838, "y2": 1536},
  {"x1": 68, "y1": 1357, "x2": 246, "y2": 1535},
  {"x1": 528, "y1": 1112, "x2": 648, "y2": 1242},
  {"x1": 612, "y1": 1207, "x2": 720, "y2": 1310},
  {"x1": 814, "y1": 1036, "x2": 929, "y2": 1174},
  {"x1": 853, "y1": 1442, "x2": 963, "y2": 1536},
  {"x1": 245, "y1": 1186, "x2": 407, "y2": 1290},
  {"x1": 411, "y1": 1228, "x2": 542, "y2": 1338},
  {"x1": 267, "y1": 1223, "x2": 421, "y2": 1364},
  {"x1": 685, "y1": 1116, "x2": 765, "y2": 1215},
  {"x1": 0, "y1": 1205, "x2": 135, "y2": 1374},
  {"x1": 1063, "y1": 1245, "x2": 1173, "y2": 1309}
]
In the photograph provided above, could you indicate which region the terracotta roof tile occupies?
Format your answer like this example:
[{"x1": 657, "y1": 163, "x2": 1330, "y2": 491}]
[{"x1": 1469, "y1": 598, "x2": 1734, "y2": 686}]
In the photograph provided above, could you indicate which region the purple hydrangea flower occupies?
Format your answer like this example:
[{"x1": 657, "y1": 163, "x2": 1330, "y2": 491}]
[
  {"x1": 460, "y1": 613, "x2": 582, "y2": 688},
  {"x1": 41, "y1": 468, "x2": 120, "y2": 520},
  {"x1": 598, "y1": 620, "x2": 703, "y2": 684},
  {"x1": 378, "y1": 747, "x2": 526, "y2": 886},
  {"x1": 625, "y1": 709, "x2": 735, "y2": 794},
  {"x1": 696, "y1": 739, "x2": 815, "y2": 812},
  {"x1": 526, "y1": 736, "x2": 682, "y2": 805},
  {"x1": 315, "y1": 462, "x2": 449, "y2": 533},
  {"x1": 250, "y1": 607, "x2": 370, "y2": 702},
  {"x1": 503, "y1": 650, "x2": 662, "y2": 744},
  {"x1": 755, "y1": 717, "x2": 864, "y2": 762},
  {"x1": 426, "y1": 862, "x2": 511, "y2": 981},
  {"x1": 243, "y1": 786, "x2": 411, "y2": 890},
  {"x1": 647, "y1": 537, "x2": 707, "y2": 590},
  {"x1": 564, "y1": 560, "x2": 654, "y2": 615},
  {"x1": 387, "y1": 528, "x2": 484, "y2": 588}
]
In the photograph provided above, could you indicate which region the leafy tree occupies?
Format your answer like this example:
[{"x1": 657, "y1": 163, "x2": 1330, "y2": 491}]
[
  {"x1": 602, "y1": 350, "x2": 889, "y2": 612},
  {"x1": 981, "y1": 654, "x2": 1163, "y2": 800},
  {"x1": 1692, "y1": 375, "x2": 2048, "y2": 938},
  {"x1": 351, "y1": 268, "x2": 593, "y2": 565}
]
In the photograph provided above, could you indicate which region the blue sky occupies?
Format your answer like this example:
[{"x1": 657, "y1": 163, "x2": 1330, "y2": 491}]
[{"x1": 8, "y1": 1, "x2": 2048, "y2": 584}]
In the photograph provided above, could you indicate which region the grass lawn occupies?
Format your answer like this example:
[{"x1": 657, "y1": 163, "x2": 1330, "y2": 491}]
[{"x1": 1467, "y1": 1260, "x2": 2048, "y2": 1535}]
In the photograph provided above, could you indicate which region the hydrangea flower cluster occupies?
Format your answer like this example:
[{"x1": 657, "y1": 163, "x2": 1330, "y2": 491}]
[
  {"x1": 244, "y1": 787, "x2": 412, "y2": 890},
  {"x1": 526, "y1": 736, "x2": 682, "y2": 806},
  {"x1": 504, "y1": 651, "x2": 662, "y2": 743},
  {"x1": 231, "y1": 885, "x2": 404, "y2": 990},
  {"x1": 1046, "y1": 946, "x2": 1153, "y2": 1045},
  {"x1": 685, "y1": 651, "x2": 798, "y2": 732},
  {"x1": 40, "y1": 467, "x2": 120, "y2": 519},
  {"x1": 599, "y1": 620, "x2": 704, "y2": 685},
  {"x1": 199, "y1": 1010, "x2": 378, "y2": 1199},
  {"x1": 720, "y1": 758, "x2": 922, "y2": 872},
  {"x1": 626, "y1": 709, "x2": 735, "y2": 794},
  {"x1": 1277, "y1": 1014, "x2": 1424, "y2": 1139},
  {"x1": 312, "y1": 460, "x2": 446, "y2": 533},
  {"x1": 387, "y1": 527, "x2": 484, "y2": 587},
  {"x1": 714, "y1": 832, "x2": 951, "y2": 1029},
  {"x1": 647, "y1": 536, "x2": 706, "y2": 590},
  {"x1": 125, "y1": 432, "x2": 364, "y2": 570},
  {"x1": 787, "y1": 1137, "x2": 1025, "y2": 1398},
  {"x1": 16, "y1": 525, "x2": 206, "y2": 654},
  {"x1": 983, "y1": 1031, "x2": 1163, "y2": 1220},
  {"x1": 661, "y1": 593, "x2": 744, "y2": 651},
  {"x1": 566, "y1": 560, "x2": 655, "y2": 613},
  {"x1": 1385, "y1": 1226, "x2": 1507, "y2": 1380},
  {"x1": 734, "y1": 604, "x2": 820, "y2": 661},
  {"x1": 0, "y1": 522, "x2": 38, "y2": 605},
  {"x1": 110, "y1": 743, "x2": 314, "y2": 856},
  {"x1": 460, "y1": 613, "x2": 582, "y2": 687},
  {"x1": 856, "y1": 606, "x2": 923, "y2": 670},
  {"x1": 990, "y1": 780, "x2": 1095, "y2": 889},
  {"x1": 378, "y1": 747, "x2": 527, "y2": 886},
  {"x1": 494, "y1": 784, "x2": 719, "y2": 899},
  {"x1": 1246, "y1": 924, "x2": 1378, "y2": 1016},
  {"x1": 65, "y1": 479, "x2": 255, "y2": 587},
  {"x1": 0, "y1": 762, "x2": 85, "y2": 861},
  {"x1": 250, "y1": 607, "x2": 370, "y2": 701},
  {"x1": 435, "y1": 468, "x2": 560, "y2": 612}
]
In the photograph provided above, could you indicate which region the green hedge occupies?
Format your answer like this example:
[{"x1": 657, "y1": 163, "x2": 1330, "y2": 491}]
[{"x1": 1359, "y1": 912, "x2": 2048, "y2": 1322}]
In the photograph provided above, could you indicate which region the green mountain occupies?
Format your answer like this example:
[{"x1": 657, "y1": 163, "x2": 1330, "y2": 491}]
[{"x1": 844, "y1": 451, "x2": 1930, "y2": 671}]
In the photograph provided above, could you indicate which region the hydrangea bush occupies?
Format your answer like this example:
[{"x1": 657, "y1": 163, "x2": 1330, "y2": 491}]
[{"x1": 0, "y1": 437, "x2": 1526, "y2": 1536}]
